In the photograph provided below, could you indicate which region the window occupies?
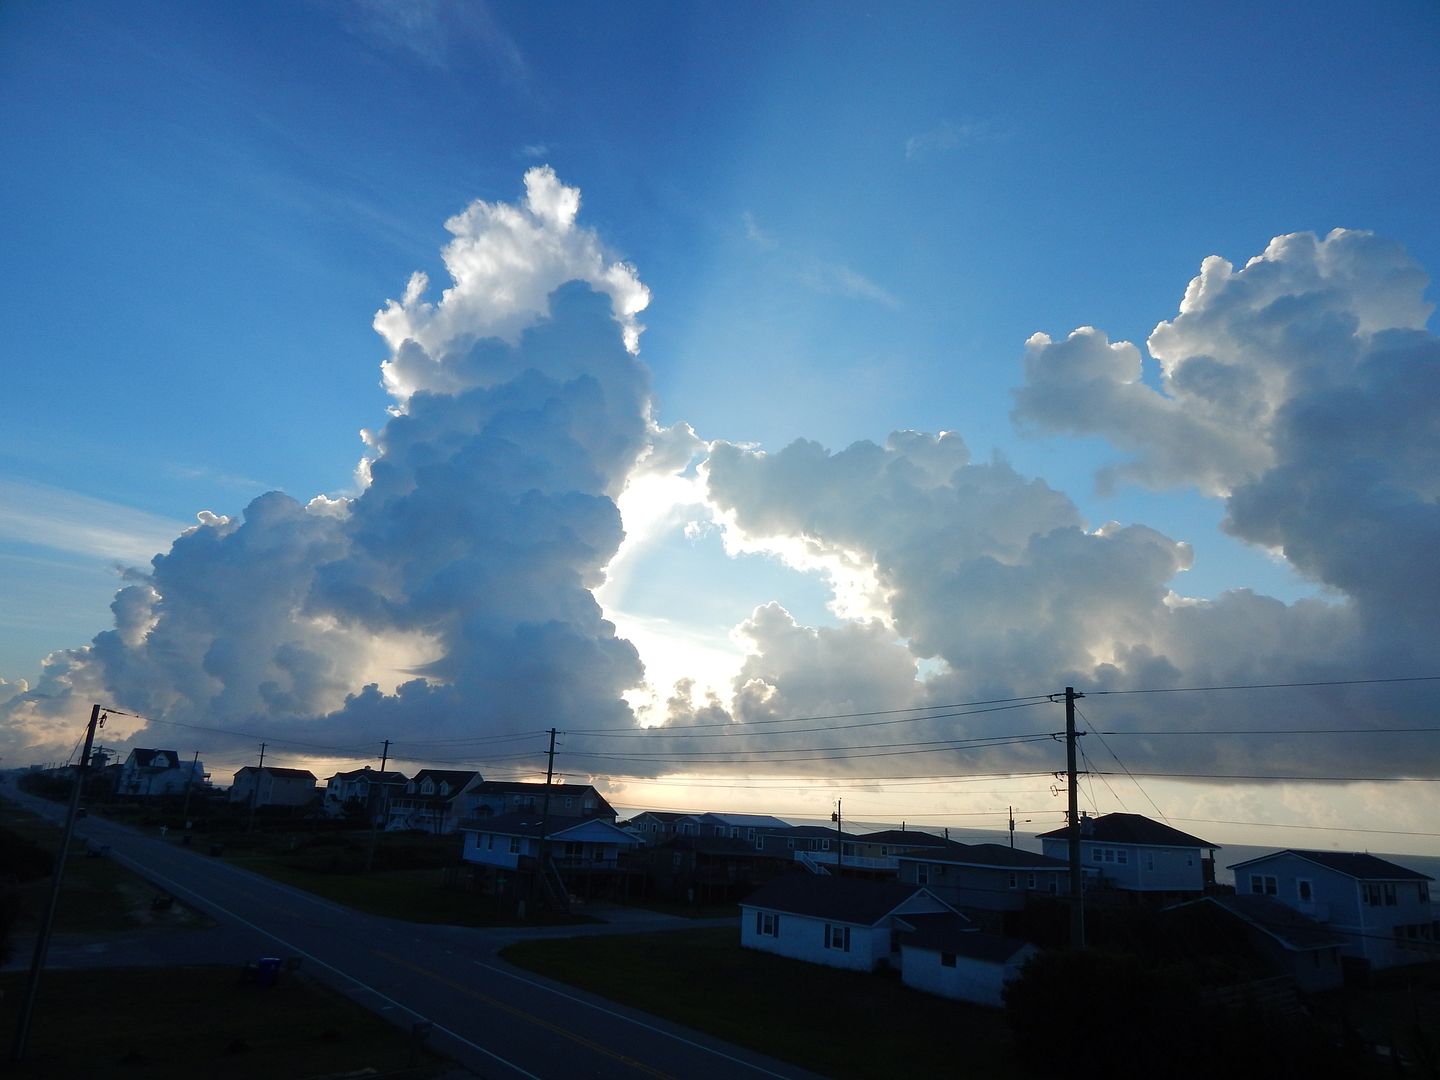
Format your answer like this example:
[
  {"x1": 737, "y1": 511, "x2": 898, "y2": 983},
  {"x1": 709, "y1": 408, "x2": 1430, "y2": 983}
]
[
  {"x1": 1297, "y1": 879, "x2": 1313, "y2": 902},
  {"x1": 1008, "y1": 872, "x2": 1019, "y2": 890},
  {"x1": 940, "y1": 952, "x2": 956, "y2": 968},
  {"x1": 486, "y1": 835, "x2": 495, "y2": 850},
  {"x1": 1143, "y1": 852, "x2": 1155, "y2": 871},
  {"x1": 824, "y1": 924, "x2": 851, "y2": 952},
  {"x1": 917, "y1": 865, "x2": 931, "y2": 885},
  {"x1": 1250, "y1": 874, "x2": 1278, "y2": 896},
  {"x1": 1027, "y1": 872, "x2": 1037, "y2": 890},
  {"x1": 756, "y1": 912, "x2": 778, "y2": 937},
  {"x1": 420, "y1": 779, "x2": 435, "y2": 794},
  {"x1": 1420, "y1": 882, "x2": 1431, "y2": 903},
  {"x1": 786, "y1": 838, "x2": 795, "y2": 850},
  {"x1": 564, "y1": 797, "x2": 573, "y2": 809},
  {"x1": 1116, "y1": 849, "x2": 1128, "y2": 865},
  {"x1": 821, "y1": 839, "x2": 831, "y2": 851},
  {"x1": 1091, "y1": 849, "x2": 1104, "y2": 863},
  {"x1": 508, "y1": 837, "x2": 521, "y2": 854},
  {"x1": 1384, "y1": 883, "x2": 1398, "y2": 906},
  {"x1": 754, "y1": 838, "x2": 764, "y2": 851}
]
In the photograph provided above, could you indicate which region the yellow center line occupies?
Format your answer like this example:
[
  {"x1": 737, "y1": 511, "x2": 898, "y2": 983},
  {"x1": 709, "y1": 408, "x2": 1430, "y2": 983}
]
[{"x1": 373, "y1": 949, "x2": 677, "y2": 1080}]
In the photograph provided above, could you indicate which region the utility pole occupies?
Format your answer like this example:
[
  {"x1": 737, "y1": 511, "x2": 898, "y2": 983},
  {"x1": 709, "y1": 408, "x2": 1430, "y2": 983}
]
[
  {"x1": 1065, "y1": 686, "x2": 1085, "y2": 949},
  {"x1": 365, "y1": 739, "x2": 391, "y2": 872},
  {"x1": 1009, "y1": 806, "x2": 1015, "y2": 849},
  {"x1": 12, "y1": 703, "x2": 106, "y2": 1063},
  {"x1": 831, "y1": 798, "x2": 843, "y2": 870},
  {"x1": 180, "y1": 749, "x2": 200, "y2": 828},
  {"x1": 246, "y1": 742, "x2": 266, "y2": 833},
  {"x1": 536, "y1": 729, "x2": 558, "y2": 907}
]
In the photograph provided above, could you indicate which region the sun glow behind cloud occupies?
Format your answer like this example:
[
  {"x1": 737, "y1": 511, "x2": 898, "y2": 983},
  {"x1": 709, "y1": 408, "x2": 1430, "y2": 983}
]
[{"x1": 2, "y1": 169, "x2": 1438, "y2": 855}]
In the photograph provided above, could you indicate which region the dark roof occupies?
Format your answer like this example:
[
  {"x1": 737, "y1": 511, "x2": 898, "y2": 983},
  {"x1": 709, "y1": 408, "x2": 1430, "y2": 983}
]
[
  {"x1": 457, "y1": 811, "x2": 630, "y2": 840},
  {"x1": 774, "y1": 825, "x2": 842, "y2": 839},
  {"x1": 898, "y1": 842, "x2": 1070, "y2": 870},
  {"x1": 263, "y1": 767, "x2": 316, "y2": 780},
  {"x1": 235, "y1": 765, "x2": 315, "y2": 780},
  {"x1": 1037, "y1": 813, "x2": 1217, "y2": 850},
  {"x1": 1168, "y1": 895, "x2": 1343, "y2": 952},
  {"x1": 468, "y1": 780, "x2": 615, "y2": 814},
  {"x1": 412, "y1": 769, "x2": 481, "y2": 788},
  {"x1": 741, "y1": 876, "x2": 945, "y2": 926},
  {"x1": 130, "y1": 749, "x2": 181, "y2": 768},
  {"x1": 656, "y1": 835, "x2": 770, "y2": 857},
  {"x1": 857, "y1": 829, "x2": 953, "y2": 849},
  {"x1": 1228, "y1": 849, "x2": 1432, "y2": 881},
  {"x1": 900, "y1": 919, "x2": 1032, "y2": 963},
  {"x1": 329, "y1": 768, "x2": 408, "y2": 784}
]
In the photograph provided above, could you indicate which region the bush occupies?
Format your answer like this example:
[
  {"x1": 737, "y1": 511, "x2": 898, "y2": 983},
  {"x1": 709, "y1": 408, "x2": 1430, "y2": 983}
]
[
  {"x1": 0, "y1": 826, "x2": 55, "y2": 883},
  {"x1": 1004, "y1": 947, "x2": 1377, "y2": 1078}
]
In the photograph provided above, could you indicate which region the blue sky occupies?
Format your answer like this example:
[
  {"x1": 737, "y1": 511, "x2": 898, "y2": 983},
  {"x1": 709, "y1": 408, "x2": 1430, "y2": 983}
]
[{"x1": 3, "y1": 2, "x2": 1438, "y2": 851}]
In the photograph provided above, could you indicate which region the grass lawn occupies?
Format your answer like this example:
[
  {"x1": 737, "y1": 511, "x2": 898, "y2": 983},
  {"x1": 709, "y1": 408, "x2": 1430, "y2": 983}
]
[
  {"x1": 1, "y1": 803, "x2": 212, "y2": 946},
  {"x1": 238, "y1": 859, "x2": 594, "y2": 927},
  {"x1": 0, "y1": 965, "x2": 450, "y2": 1078},
  {"x1": 502, "y1": 926, "x2": 1023, "y2": 1079}
]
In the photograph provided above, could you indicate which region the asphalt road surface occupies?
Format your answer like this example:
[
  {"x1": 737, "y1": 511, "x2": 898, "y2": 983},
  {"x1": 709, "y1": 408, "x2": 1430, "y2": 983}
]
[{"x1": 4, "y1": 782, "x2": 825, "y2": 1080}]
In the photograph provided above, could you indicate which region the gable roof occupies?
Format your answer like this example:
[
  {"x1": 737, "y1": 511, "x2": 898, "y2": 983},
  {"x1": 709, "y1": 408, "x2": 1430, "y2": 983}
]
[
  {"x1": 898, "y1": 842, "x2": 1070, "y2": 870},
  {"x1": 741, "y1": 875, "x2": 950, "y2": 926},
  {"x1": 411, "y1": 769, "x2": 481, "y2": 788},
  {"x1": 128, "y1": 749, "x2": 181, "y2": 768},
  {"x1": 467, "y1": 780, "x2": 614, "y2": 815},
  {"x1": 457, "y1": 811, "x2": 637, "y2": 843},
  {"x1": 263, "y1": 766, "x2": 316, "y2": 780},
  {"x1": 328, "y1": 768, "x2": 408, "y2": 784},
  {"x1": 1227, "y1": 849, "x2": 1432, "y2": 881},
  {"x1": 1036, "y1": 812, "x2": 1217, "y2": 850},
  {"x1": 898, "y1": 916, "x2": 1031, "y2": 962},
  {"x1": 1166, "y1": 895, "x2": 1343, "y2": 953}
]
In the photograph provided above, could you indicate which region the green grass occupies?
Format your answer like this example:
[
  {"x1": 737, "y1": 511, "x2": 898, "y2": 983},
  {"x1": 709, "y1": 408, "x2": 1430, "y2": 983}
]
[
  {"x1": 0, "y1": 804, "x2": 212, "y2": 945},
  {"x1": 0, "y1": 965, "x2": 449, "y2": 1079},
  {"x1": 502, "y1": 926, "x2": 1023, "y2": 1079},
  {"x1": 234, "y1": 858, "x2": 596, "y2": 927}
]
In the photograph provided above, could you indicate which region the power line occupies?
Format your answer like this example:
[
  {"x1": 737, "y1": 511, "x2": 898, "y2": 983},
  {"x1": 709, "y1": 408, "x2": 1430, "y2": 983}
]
[
  {"x1": 568, "y1": 699, "x2": 1053, "y2": 739},
  {"x1": 1092, "y1": 675, "x2": 1440, "y2": 696},
  {"x1": 564, "y1": 694, "x2": 1053, "y2": 734},
  {"x1": 1100, "y1": 726, "x2": 1440, "y2": 735},
  {"x1": 1091, "y1": 770, "x2": 1440, "y2": 783}
]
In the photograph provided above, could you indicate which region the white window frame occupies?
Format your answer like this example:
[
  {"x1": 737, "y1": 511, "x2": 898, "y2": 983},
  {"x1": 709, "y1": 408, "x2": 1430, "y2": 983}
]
[{"x1": 824, "y1": 923, "x2": 851, "y2": 952}]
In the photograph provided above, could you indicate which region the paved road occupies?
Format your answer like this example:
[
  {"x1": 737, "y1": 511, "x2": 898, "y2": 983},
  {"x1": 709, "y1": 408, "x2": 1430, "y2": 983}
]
[{"x1": 4, "y1": 785, "x2": 824, "y2": 1080}]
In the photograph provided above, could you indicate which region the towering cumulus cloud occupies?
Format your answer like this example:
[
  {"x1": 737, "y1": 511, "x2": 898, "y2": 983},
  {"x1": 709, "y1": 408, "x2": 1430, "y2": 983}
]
[
  {"x1": 2, "y1": 190, "x2": 1436, "y2": 819},
  {"x1": 698, "y1": 229, "x2": 1438, "y2": 791},
  {"x1": 2, "y1": 168, "x2": 655, "y2": 755}
]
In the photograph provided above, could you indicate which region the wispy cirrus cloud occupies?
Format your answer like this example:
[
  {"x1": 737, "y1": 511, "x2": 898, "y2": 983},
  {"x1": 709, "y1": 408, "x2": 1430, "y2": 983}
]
[
  {"x1": 904, "y1": 118, "x2": 1002, "y2": 161},
  {"x1": 0, "y1": 479, "x2": 189, "y2": 566},
  {"x1": 341, "y1": 0, "x2": 527, "y2": 81},
  {"x1": 800, "y1": 261, "x2": 902, "y2": 310},
  {"x1": 741, "y1": 212, "x2": 901, "y2": 309}
]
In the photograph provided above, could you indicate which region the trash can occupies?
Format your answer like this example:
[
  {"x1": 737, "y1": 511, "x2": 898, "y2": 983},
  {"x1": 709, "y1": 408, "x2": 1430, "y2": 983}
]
[{"x1": 256, "y1": 957, "x2": 281, "y2": 986}]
